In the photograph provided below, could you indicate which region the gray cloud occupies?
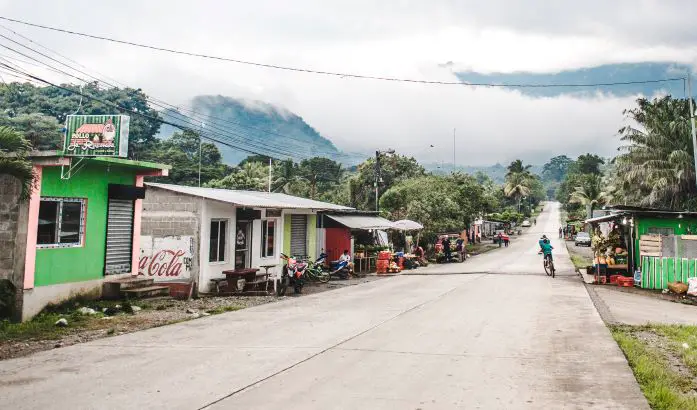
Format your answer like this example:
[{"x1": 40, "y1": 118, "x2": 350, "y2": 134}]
[{"x1": 0, "y1": 0, "x2": 695, "y2": 165}]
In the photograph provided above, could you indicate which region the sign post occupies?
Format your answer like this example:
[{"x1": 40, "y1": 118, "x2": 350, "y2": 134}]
[{"x1": 63, "y1": 115, "x2": 130, "y2": 157}]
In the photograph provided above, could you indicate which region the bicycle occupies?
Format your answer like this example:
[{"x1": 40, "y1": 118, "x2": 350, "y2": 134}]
[
  {"x1": 304, "y1": 259, "x2": 330, "y2": 283},
  {"x1": 542, "y1": 253, "x2": 555, "y2": 278}
]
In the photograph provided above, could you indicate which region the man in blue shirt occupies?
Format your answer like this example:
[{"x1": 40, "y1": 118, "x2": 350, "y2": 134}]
[{"x1": 540, "y1": 238, "x2": 553, "y2": 261}]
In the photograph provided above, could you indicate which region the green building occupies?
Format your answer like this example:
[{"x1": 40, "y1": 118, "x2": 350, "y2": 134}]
[
  {"x1": 0, "y1": 153, "x2": 168, "y2": 320},
  {"x1": 585, "y1": 206, "x2": 697, "y2": 290}
]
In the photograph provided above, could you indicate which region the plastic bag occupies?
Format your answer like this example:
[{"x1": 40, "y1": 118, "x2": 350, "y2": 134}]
[
  {"x1": 668, "y1": 281, "x2": 688, "y2": 295},
  {"x1": 688, "y1": 278, "x2": 697, "y2": 296}
]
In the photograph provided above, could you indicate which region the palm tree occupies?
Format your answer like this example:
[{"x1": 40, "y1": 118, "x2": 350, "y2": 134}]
[
  {"x1": 569, "y1": 174, "x2": 606, "y2": 219},
  {"x1": 615, "y1": 96, "x2": 696, "y2": 210},
  {"x1": 0, "y1": 126, "x2": 33, "y2": 200},
  {"x1": 506, "y1": 159, "x2": 532, "y2": 178},
  {"x1": 504, "y1": 172, "x2": 532, "y2": 211}
]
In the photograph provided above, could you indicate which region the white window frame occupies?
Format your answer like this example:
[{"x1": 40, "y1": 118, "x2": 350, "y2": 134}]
[
  {"x1": 209, "y1": 219, "x2": 229, "y2": 264},
  {"x1": 261, "y1": 218, "x2": 278, "y2": 258},
  {"x1": 36, "y1": 197, "x2": 86, "y2": 249}
]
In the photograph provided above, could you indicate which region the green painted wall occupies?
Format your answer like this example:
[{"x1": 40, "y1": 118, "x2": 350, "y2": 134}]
[
  {"x1": 634, "y1": 216, "x2": 697, "y2": 271},
  {"x1": 35, "y1": 164, "x2": 135, "y2": 286},
  {"x1": 307, "y1": 214, "x2": 317, "y2": 260},
  {"x1": 283, "y1": 216, "x2": 291, "y2": 256}
]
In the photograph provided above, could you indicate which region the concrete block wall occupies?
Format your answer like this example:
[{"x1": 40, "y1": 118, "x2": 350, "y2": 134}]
[
  {"x1": 0, "y1": 176, "x2": 22, "y2": 282},
  {"x1": 141, "y1": 186, "x2": 201, "y2": 287},
  {"x1": 0, "y1": 175, "x2": 28, "y2": 320}
]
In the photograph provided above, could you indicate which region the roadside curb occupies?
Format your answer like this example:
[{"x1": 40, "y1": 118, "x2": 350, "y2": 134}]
[{"x1": 584, "y1": 282, "x2": 618, "y2": 325}]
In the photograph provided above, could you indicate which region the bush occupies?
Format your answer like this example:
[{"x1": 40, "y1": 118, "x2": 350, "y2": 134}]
[{"x1": 0, "y1": 280, "x2": 17, "y2": 320}]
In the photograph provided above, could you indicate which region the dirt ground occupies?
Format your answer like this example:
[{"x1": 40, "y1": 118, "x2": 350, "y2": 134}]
[{"x1": 0, "y1": 275, "x2": 384, "y2": 361}]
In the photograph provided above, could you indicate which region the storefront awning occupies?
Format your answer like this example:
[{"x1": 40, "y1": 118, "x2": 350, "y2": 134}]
[
  {"x1": 585, "y1": 212, "x2": 628, "y2": 224},
  {"x1": 326, "y1": 214, "x2": 395, "y2": 230}
]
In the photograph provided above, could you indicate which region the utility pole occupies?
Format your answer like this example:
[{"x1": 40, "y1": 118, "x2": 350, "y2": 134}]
[
  {"x1": 268, "y1": 157, "x2": 272, "y2": 193},
  {"x1": 198, "y1": 122, "x2": 204, "y2": 188},
  {"x1": 689, "y1": 72, "x2": 697, "y2": 188},
  {"x1": 453, "y1": 128, "x2": 456, "y2": 171},
  {"x1": 375, "y1": 150, "x2": 381, "y2": 213}
]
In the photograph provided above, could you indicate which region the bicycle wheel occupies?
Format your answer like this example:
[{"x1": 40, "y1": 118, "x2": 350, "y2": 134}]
[
  {"x1": 550, "y1": 261, "x2": 555, "y2": 278},
  {"x1": 544, "y1": 260, "x2": 550, "y2": 276}
]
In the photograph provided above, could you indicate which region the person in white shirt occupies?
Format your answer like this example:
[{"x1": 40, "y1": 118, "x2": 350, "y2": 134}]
[{"x1": 338, "y1": 249, "x2": 354, "y2": 273}]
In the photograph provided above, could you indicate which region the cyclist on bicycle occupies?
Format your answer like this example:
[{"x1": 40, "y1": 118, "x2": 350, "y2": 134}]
[{"x1": 540, "y1": 238, "x2": 553, "y2": 261}]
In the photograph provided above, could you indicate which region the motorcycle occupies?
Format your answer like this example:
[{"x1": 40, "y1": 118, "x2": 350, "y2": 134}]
[
  {"x1": 316, "y1": 253, "x2": 351, "y2": 280},
  {"x1": 278, "y1": 253, "x2": 307, "y2": 295}
]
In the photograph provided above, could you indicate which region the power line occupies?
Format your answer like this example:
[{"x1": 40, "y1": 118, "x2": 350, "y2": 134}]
[
  {"x1": 0, "y1": 42, "x2": 329, "y2": 161},
  {"x1": 0, "y1": 15, "x2": 686, "y2": 88},
  {"x1": 0, "y1": 24, "x2": 347, "y2": 160},
  {"x1": 0, "y1": 62, "x2": 309, "y2": 161}
]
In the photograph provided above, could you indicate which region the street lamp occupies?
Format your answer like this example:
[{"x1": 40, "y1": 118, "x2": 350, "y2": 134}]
[{"x1": 375, "y1": 149, "x2": 395, "y2": 212}]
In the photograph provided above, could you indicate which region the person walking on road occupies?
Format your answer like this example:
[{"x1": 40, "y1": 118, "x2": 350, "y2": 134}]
[
  {"x1": 442, "y1": 237, "x2": 452, "y2": 262},
  {"x1": 559, "y1": 227, "x2": 563, "y2": 238}
]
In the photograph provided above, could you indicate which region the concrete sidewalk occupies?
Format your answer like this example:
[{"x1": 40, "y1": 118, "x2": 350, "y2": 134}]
[{"x1": 587, "y1": 285, "x2": 697, "y2": 325}]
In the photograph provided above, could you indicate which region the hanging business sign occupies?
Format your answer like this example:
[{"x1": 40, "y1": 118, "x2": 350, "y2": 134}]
[{"x1": 63, "y1": 115, "x2": 130, "y2": 157}]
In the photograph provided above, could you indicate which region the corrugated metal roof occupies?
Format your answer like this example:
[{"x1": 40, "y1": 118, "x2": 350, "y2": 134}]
[
  {"x1": 146, "y1": 183, "x2": 353, "y2": 210},
  {"x1": 326, "y1": 214, "x2": 395, "y2": 229}
]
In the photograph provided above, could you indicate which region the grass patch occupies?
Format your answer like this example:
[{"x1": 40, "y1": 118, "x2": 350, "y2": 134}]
[
  {"x1": 206, "y1": 305, "x2": 243, "y2": 315},
  {"x1": 611, "y1": 325, "x2": 697, "y2": 409},
  {"x1": 570, "y1": 254, "x2": 592, "y2": 270},
  {"x1": 0, "y1": 311, "x2": 97, "y2": 342}
]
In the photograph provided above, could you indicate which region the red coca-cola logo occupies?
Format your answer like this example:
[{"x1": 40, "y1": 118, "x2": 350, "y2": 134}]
[{"x1": 139, "y1": 249, "x2": 185, "y2": 277}]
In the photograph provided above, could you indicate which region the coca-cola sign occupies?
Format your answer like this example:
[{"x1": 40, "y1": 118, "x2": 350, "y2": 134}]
[{"x1": 139, "y1": 236, "x2": 193, "y2": 281}]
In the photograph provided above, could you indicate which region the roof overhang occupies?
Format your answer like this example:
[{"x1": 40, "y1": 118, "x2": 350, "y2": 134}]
[{"x1": 145, "y1": 183, "x2": 353, "y2": 211}]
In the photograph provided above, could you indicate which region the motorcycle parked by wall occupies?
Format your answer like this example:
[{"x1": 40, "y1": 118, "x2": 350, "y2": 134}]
[
  {"x1": 316, "y1": 252, "x2": 352, "y2": 280},
  {"x1": 279, "y1": 253, "x2": 306, "y2": 295}
]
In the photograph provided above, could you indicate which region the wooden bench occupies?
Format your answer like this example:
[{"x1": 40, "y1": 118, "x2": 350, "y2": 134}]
[{"x1": 221, "y1": 268, "x2": 271, "y2": 294}]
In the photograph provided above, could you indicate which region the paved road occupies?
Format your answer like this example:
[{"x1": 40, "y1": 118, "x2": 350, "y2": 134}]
[{"x1": 0, "y1": 202, "x2": 647, "y2": 409}]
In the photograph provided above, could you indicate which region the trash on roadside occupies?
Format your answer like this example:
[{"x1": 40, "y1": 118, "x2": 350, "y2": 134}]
[
  {"x1": 55, "y1": 318, "x2": 68, "y2": 327},
  {"x1": 77, "y1": 307, "x2": 97, "y2": 315}
]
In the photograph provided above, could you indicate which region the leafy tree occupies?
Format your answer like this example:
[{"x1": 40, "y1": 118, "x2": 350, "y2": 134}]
[
  {"x1": 0, "y1": 82, "x2": 162, "y2": 158},
  {"x1": 569, "y1": 174, "x2": 606, "y2": 219},
  {"x1": 504, "y1": 172, "x2": 532, "y2": 211},
  {"x1": 380, "y1": 175, "x2": 464, "y2": 242},
  {"x1": 206, "y1": 161, "x2": 268, "y2": 191},
  {"x1": 574, "y1": 154, "x2": 605, "y2": 175},
  {"x1": 506, "y1": 159, "x2": 532, "y2": 178},
  {"x1": 297, "y1": 157, "x2": 344, "y2": 199},
  {"x1": 0, "y1": 113, "x2": 62, "y2": 150},
  {"x1": 0, "y1": 126, "x2": 34, "y2": 199},
  {"x1": 351, "y1": 153, "x2": 425, "y2": 210},
  {"x1": 613, "y1": 96, "x2": 697, "y2": 210},
  {"x1": 145, "y1": 130, "x2": 229, "y2": 186},
  {"x1": 542, "y1": 155, "x2": 573, "y2": 182}
]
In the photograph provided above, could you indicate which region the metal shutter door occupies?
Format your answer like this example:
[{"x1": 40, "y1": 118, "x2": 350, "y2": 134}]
[
  {"x1": 105, "y1": 199, "x2": 134, "y2": 274},
  {"x1": 290, "y1": 215, "x2": 307, "y2": 258}
]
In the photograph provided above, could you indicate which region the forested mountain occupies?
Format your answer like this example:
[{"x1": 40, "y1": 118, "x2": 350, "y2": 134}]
[{"x1": 158, "y1": 95, "x2": 344, "y2": 165}]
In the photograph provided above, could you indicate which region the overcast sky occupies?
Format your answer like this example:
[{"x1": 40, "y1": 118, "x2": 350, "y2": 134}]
[{"x1": 1, "y1": 0, "x2": 696, "y2": 165}]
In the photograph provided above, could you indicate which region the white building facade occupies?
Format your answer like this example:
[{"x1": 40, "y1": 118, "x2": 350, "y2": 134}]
[{"x1": 140, "y1": 183, "x2": 351, "y2": 294}]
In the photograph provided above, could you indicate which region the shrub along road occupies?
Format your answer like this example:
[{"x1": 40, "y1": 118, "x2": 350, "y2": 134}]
[{"x1": 0, "y1": 202, "x2": 647, "y2": 409}]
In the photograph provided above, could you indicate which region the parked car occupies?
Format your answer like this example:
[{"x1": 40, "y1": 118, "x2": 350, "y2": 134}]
[
  {"x1": 575, "y1": 232, "x2": 591, "y2": 247},
  {"x1": 521, "y1": 220, "x2": 531, "y2": 227}
]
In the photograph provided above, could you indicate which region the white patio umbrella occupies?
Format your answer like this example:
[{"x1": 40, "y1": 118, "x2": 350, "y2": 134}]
[{"x1": 392, "y1": 219, "x2": 424, "y2": 231}]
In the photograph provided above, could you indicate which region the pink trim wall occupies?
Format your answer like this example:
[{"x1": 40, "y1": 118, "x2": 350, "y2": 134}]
[
  {"x1": 23, "y1": 165, "x2": 42, "y2": 290},
  {"x1": 131, "y1": 175, "x2": 145, "y2": 277}
]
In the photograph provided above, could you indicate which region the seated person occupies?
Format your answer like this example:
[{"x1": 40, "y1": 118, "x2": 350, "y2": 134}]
[{"x1": 335, "y1": 249, "x2": 354, "y2": 272}]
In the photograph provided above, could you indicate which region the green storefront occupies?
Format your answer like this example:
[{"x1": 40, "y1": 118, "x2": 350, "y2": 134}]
[
  {"x1": 20, "y1": 155, "x2": 168, "y2": 319},
  {"x1": 587, "y1": 206, "x2": 697, "y2": 290}
]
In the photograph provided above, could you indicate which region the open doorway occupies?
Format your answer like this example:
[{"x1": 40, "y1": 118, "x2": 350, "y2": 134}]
[{"x1": 235, "y1": 220, "x2": 252, "y2": 269}]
